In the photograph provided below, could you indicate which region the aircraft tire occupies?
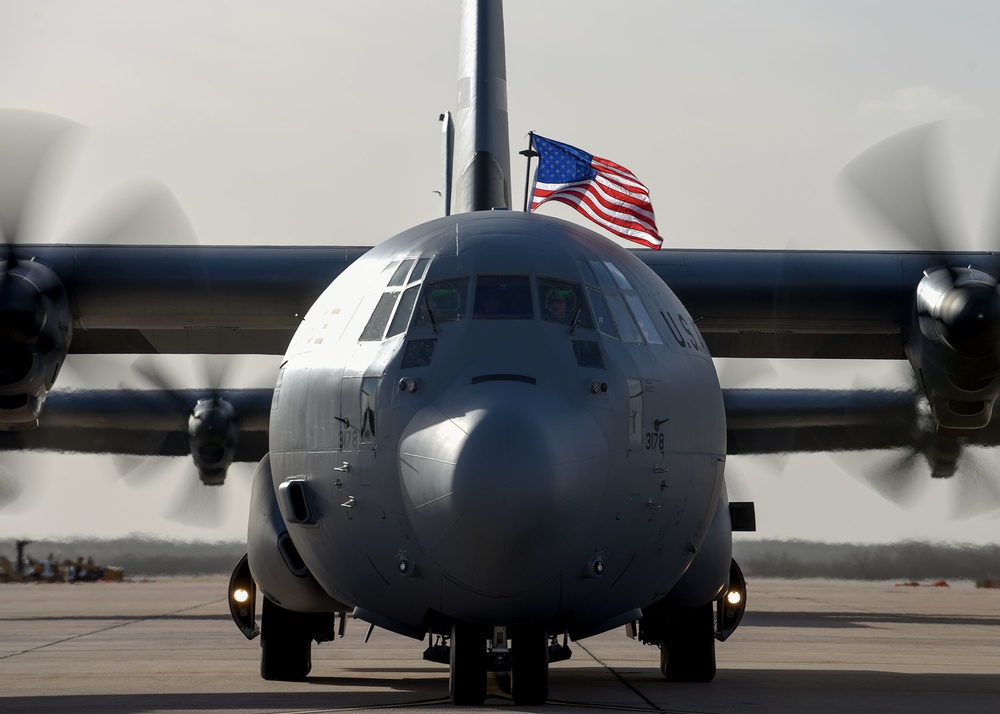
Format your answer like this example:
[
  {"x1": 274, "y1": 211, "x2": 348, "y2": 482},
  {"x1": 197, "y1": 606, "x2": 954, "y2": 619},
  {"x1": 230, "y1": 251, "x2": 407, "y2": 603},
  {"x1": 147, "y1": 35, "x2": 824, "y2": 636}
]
[
  {"x1": 259, "y1": 596, "x2": 312, "y2": 681},
  {"x1": 449, "y1": 621, "x2": 487, "y2": 706},
  {"x1": 659, "y1": 601, "x2": 716, "y2": 682},
  {"x1": 510, "y1": 624, "x2": 549, "y2": 706}
]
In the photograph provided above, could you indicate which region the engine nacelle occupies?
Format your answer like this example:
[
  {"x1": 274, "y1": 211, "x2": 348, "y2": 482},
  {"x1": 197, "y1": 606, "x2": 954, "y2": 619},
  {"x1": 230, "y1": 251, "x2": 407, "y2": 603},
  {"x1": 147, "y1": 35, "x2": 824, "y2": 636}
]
[
  {"x1": 247, "y1": 453, "x2": 350, "y2": 613},
  {"x1": 0, "y1": 260, "x2": 72, "y2": 430},
  {"x1": 908, "y1": 266, "x2": 1000, "y2": 428},
  {"x1": 187, "y1": 397, "x2": 239, "y2": 484}
]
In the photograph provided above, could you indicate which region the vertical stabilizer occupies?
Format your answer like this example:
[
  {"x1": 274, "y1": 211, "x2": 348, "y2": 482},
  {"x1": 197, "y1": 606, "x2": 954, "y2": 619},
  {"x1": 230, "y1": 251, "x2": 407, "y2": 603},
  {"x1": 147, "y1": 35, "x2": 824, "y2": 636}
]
[{"x1": 452, "y1": 0, "x2": 512, "y2": 213}]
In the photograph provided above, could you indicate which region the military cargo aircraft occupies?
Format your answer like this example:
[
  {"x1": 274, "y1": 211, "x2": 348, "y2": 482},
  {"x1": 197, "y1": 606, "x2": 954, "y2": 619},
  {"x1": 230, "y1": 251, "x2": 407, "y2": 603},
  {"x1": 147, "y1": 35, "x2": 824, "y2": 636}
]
[{"x1": 3, "y1": 0, "x2": 1000, "y2": 706}]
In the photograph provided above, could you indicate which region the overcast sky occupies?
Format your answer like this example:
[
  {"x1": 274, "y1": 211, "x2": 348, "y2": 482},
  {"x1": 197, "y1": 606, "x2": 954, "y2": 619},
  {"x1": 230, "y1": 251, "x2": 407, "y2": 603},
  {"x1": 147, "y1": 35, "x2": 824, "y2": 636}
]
[{"x1": 2, "y1": 0, "x2": 1000, "y2": 546}]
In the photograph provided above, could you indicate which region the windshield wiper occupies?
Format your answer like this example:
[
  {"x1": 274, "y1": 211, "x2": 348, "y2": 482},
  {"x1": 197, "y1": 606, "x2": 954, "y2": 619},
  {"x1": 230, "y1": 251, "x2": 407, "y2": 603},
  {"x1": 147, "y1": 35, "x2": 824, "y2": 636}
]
[
  {"x1": 424, "y1": 296, "x2": 439, "y2": 333},
  {"x1": 569, "y1": 307, "x2": 582, "y2": 334}
]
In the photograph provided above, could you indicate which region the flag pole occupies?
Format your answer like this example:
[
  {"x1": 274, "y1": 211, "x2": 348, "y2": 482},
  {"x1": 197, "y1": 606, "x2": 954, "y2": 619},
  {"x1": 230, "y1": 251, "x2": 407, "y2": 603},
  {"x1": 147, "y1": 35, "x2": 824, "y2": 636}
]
[{"x1": 519, "y1": 132, "x2": 539, "y2": 212}]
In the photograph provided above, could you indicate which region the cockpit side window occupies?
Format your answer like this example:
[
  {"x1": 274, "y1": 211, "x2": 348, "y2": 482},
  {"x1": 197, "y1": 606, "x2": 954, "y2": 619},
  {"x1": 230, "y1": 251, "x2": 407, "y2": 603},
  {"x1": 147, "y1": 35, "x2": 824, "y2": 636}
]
[
  {"x1": 401, "y1": 338, "x2": 436, "y2": 368},
  {"x1": 538, "y1": 277, "x2": 594, "y2": 329},
  {"x1": 360, "y1": 292, "x2": 399, "y2": 341},
  {"x1": 410, "y1": 257, "x2": 430, "y2": 282},
  {"x1": 605, "y1": 294, "x2": 644, "y2": 343},
  {"x1": 414, "y1": 277, "x2": 469, "y2": 328},
  {"x1": 604, "y1": 262, "x2": 634, "y2": 290},
  {"x1": 625, "y1": 295, "x2": 664, "y2": 344},
  {"x1": 473, "y1": 275, "x2": 532, "y2": 319},
  {"x1": 588, "y1": 261, "x2": 617, "y2": 289},
  {"x1": 387, "y1": 285, "x2": 420, "y2": 338},
  {"x1": 387, "y1": 260, "x2": 414, "y2": 287},
  {"x1": 587, "y1": 287, "x2": 618, "y2": 339}
]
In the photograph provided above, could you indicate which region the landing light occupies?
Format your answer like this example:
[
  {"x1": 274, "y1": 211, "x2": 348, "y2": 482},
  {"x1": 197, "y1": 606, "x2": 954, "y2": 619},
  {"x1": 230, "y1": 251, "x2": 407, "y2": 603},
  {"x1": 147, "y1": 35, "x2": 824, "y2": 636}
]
[
  {"x1": 233, "y1": 587, "x2": 250, "y2": 604},
  {"x1": 726, "y1": 590, "x2": 742, "y2": 606}
]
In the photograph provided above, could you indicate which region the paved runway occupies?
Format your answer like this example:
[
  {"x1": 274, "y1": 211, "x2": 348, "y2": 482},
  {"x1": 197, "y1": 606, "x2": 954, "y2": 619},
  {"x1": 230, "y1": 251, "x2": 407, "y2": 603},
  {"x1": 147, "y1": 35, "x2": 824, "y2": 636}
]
[{"x1": 2, "y1": 575, "x2": 999, "y2": 713}]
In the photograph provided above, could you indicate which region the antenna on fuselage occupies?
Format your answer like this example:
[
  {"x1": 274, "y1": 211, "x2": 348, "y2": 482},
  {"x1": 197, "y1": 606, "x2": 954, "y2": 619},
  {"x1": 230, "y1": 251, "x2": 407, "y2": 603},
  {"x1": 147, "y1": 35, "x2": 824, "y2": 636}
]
[{"x1": 451, "y1": 0, "x2": 512, "y2": 214}]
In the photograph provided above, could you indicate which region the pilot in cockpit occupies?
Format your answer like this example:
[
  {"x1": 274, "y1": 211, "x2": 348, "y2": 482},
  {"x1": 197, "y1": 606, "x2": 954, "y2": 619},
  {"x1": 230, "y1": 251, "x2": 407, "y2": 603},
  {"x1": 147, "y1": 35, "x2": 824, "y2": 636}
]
[{"x1": 544, "y1": 289, "x2": 575, "y2": 323}]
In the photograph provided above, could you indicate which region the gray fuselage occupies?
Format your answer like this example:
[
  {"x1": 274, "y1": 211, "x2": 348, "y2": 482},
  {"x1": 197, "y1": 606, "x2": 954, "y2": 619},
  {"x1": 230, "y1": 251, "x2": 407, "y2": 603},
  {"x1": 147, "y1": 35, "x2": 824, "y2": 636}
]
[{"x1": 269, "y1": 210, "x2": 727, "y2": 639}]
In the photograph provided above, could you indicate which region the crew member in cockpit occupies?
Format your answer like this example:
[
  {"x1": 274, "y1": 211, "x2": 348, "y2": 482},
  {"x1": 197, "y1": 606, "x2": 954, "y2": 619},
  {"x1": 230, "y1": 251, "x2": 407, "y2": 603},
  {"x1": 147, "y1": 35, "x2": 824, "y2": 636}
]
[{"x1": 544, "y1": 290, "x2": 574, "y2": 323}]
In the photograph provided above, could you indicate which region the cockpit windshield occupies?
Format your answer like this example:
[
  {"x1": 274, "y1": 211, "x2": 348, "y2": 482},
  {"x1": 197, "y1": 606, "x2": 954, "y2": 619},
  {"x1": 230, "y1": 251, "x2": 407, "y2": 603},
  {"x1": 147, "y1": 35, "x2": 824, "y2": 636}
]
[
  {"x1": 538, "y1": 277, "x2": 593, "y2": 329},
  {"x1": 473, "y1": 275, "x2": 532, "y2": 319},
  {"x1": 413, "y1": 277, "x2": 469, "y2": 328}
]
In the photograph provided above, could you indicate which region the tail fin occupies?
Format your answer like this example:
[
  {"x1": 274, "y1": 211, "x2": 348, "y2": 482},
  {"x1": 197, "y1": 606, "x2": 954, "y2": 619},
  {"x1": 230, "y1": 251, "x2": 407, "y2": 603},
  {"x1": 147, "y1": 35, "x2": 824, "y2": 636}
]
[{"x1": 451, "y1": 0, "x2": 511, "y2": 214}]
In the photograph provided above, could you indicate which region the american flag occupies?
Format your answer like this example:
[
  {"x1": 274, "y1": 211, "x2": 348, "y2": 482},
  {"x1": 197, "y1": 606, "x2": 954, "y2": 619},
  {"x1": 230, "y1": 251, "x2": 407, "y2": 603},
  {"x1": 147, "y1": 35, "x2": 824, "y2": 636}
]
[{"x1": 529, "y1": 133, "x2": 662, "y2": 249}]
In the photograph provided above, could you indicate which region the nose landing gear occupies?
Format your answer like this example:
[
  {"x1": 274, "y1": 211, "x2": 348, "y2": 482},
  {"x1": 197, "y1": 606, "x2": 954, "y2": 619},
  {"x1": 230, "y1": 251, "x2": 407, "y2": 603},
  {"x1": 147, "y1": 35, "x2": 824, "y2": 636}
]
[{"x1": 425, "y1": 622, "x2": 572, "y2": 705}]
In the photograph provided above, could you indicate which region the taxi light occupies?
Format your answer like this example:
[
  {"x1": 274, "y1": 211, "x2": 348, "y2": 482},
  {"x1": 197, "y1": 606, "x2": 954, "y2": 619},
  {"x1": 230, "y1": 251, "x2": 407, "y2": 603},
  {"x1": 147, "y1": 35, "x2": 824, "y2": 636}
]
[
  {"x1": 726, "y1": 590, "x2": 741, "y2": 606},
  {"x1": 233, "y1": 587, "x2": 250, "y2": 604}
]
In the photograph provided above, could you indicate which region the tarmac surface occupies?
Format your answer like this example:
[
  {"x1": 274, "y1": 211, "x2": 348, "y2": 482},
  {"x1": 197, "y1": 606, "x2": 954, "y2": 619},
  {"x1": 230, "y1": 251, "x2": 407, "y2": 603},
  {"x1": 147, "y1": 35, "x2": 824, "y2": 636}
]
[{"x1": 1, "y1": 575, "x2": 999, "y2": 713}]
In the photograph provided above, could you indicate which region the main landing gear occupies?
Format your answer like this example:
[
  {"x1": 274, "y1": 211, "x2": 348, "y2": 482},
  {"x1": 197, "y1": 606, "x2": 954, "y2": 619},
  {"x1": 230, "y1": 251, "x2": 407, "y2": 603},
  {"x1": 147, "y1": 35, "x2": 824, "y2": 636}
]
[
  {"x1": 259, "y1": 596, "x2": 337, "y2": 681},
  {"x1": 656, "y1": 602, "x2": 717, "y2": 682},
  {"x1": 427, "y1": 622, "x2": 572, "y2": 706},
  {"x1": 634, "y1": 559, "x2": 748, "y2": 683}
]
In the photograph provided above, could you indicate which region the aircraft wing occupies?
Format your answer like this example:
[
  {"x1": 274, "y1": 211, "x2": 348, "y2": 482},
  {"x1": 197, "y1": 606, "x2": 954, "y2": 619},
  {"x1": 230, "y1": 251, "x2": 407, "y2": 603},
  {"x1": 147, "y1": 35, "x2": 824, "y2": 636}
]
[
  {"x1": 0, "y1": 386, "x2": 960, "y2": 462},
  {"x1": 13, "y1": 244, "x2": 997, "y2": 358},
  {"x1": 638, "y1": 249, "x2": 1000, "y2": 360},
  {"x1": 0, "y1": 389, "x2": 271, "y2": 462},
  {"x1": 22, "y1": 245, "x2": 368, "y2": 355}
]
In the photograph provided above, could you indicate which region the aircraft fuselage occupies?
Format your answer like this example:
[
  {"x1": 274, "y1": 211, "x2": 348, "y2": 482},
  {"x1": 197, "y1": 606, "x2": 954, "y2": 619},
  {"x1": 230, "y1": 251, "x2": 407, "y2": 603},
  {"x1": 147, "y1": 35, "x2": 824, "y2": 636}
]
[{"x1": 267, "y1": 210, "x2": 729, "y2": 640}]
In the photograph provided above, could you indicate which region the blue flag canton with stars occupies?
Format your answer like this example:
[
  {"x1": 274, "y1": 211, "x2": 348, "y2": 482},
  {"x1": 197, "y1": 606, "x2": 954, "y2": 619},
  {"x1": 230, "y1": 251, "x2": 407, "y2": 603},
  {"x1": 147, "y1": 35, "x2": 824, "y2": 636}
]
[{"x1": 533, "y1": 135, "x2": 597, "y2": 184}]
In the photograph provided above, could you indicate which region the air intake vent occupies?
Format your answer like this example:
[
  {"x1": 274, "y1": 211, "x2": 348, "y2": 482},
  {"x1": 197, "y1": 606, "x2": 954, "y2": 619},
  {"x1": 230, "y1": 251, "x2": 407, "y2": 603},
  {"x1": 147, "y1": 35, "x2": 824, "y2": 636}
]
[
  {"x1": 278, "y1": 478, "x2": 315, "y2": 524},
  {"x1": 277, "y1": 531, "x2": 310, "y2": 577}
]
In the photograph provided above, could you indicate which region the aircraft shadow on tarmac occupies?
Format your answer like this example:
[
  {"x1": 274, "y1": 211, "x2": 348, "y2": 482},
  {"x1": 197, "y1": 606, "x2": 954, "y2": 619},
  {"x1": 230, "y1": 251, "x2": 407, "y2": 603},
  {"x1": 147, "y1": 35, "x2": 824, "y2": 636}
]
[{"x1": 4, "y1": 670, "x2": 1000, "y2": 714}]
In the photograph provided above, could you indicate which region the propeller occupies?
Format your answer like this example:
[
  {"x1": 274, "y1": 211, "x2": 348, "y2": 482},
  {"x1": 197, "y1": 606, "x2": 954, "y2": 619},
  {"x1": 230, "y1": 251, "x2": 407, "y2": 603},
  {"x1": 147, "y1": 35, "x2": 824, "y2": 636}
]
[
  {"x1": 717, "y1": 358, "x2": 787, "y2": 510},
  {"x1": 0, "y1": 108, "x2": 195, "y2": 252},
  {"x1": 163, "y1": 468, "x2": 226, "y2": 527},
  {"x1": 0, "y1": 109, "x2": 199, "y2": 433},
  {"x1": 0, "y1": 455, "x2": 47, "y2": 514},
  {"x1": 833, "y1": 366, "x2": 930, "y2": 508},
  {"x1": 835, "y1": 125, "x2": 1000, "y2": 511},
  {"x1": 0, "y1": 110, "x2": 79, "y2": 257},
  {"x1": 113, "y1": 354, "x2": 245, "y2": 524},
  {"x1": 849, "y1": 432, "x2": 1000, "y2": 519},
  {"x1": 113, "y1": 451, "x2": 226, "y2": 528},
  {"x1": 839, "y1": 122, "x2": 963, "y2": 252},
  {"x1": 0, "y1": 462, "x2": 23, "y2": 507},
  {"x1": 857, "y1": 449, "x2": 927, "y2": 508},
  {"x1": 716, "y1": 358, "x2": 788, "y2": 486},
  {"x1": 835, "y1": 394, "x2": 1000, "y2": 518}
]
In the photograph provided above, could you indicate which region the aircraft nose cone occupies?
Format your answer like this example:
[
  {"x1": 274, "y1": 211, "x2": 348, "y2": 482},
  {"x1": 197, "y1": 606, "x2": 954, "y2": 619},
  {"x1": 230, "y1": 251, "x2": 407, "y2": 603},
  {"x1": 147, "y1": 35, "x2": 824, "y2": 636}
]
[{"x1": 399, "y1": 381, "x2": 607, "y2": 592}]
